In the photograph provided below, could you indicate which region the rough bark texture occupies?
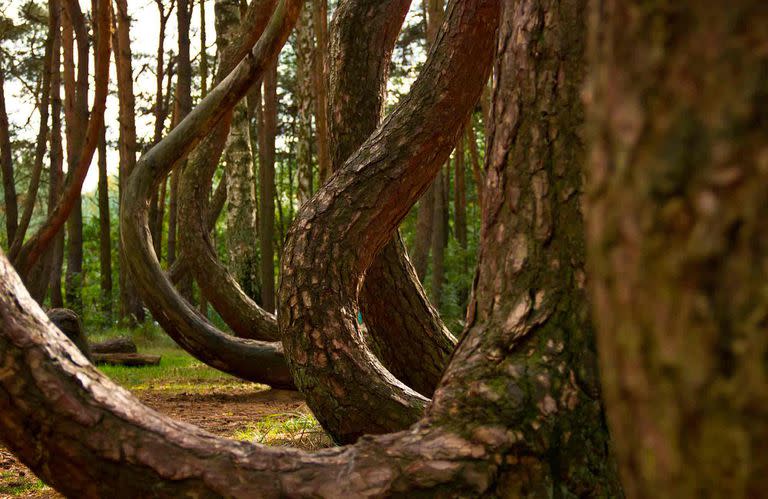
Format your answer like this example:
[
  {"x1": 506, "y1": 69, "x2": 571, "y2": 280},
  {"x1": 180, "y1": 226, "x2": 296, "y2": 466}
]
[
  {"x1": 329, "y1": 0, "x2": 456, "y2": 398},
  {"x1": 279, "y1": 0, "x2": 497, "y2": 443},
  {"x1": 585, "y1": 1, "x2": 768, "y2": 497},
  {"x1": 295, "y1": 6, "x2": 314, "y2": 206},
  {"x1": 120, "y1": 0, "x2": 302, "y2": 385},
  {"x1": 0, "y1": 3, "x2": 625, "y2": 495},
  {"x1": 217, "y1": 0, "x2": 261, "y2": 302},
  {"x1": 178, "y1": 0, "x2": 280, "y2": 341},
  {"x1": 113, "y1": 0, "x2": 145, "y2": 324}
]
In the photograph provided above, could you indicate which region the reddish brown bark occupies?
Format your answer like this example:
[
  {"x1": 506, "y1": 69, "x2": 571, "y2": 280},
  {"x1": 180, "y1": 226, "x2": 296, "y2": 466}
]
[
  {"x1": 312, "y1": 0, "x2": 331, "y2": 184},
  {"x1": 258, "y1": 64, "x2": 278, "y2": 312},
  {"x1": 12, "y1": 0, "x2": 111, "y2": 280},
  {"x1": 0, "y1": 58, "x2": 18, "y2": 246}
]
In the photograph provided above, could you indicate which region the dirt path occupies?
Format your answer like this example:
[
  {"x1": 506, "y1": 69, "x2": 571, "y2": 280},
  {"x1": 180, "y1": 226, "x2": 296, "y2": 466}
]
[{"x1": 1, "y1": 384, "x2": 327, "y2": 498}]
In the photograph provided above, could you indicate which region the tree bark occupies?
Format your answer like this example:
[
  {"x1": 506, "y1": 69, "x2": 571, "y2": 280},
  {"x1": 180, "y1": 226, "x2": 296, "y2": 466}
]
[
  {"x1": 312, "y1": 0, "x2": 331, "y2": 184},
  {"x1": 177, "y1": 0, "x2": 280, "y2": 341},
  {"x1": 466, "y1": 122, "x2": 485, "y2": 215},
  {"x1": 258, "y1": 64, "x2": 278, "y2": 312},
  {"x1": 113, "y1": 0, "x2": 145, "y2": 324},
  {"x1": 329, "y1": 0, "x2": 456, "y2": 398},
  {"x1": 454, "y1": 136, "x2": 467, "y2": 249},
  {"x1": 295, "y1": 6, "x2": 314, "y2": 207},
  {"x1": 12, "y1": 0, "x2": 111, "y2": 283},
  {"x1": 47, "y1": 0, "x2": 64, "y2": 307},
  {"x1": 97, "y1": 123, "x2": 112, "y2": 319},
  {"x1": 0, "y1": 2, "x2": 625, "y2": 495},
  {"x1": 0, "y1": 57, "x2": 18, "y2": 246},
  {"x1": 585, "y1": 1, "x2": 768, "y2": 497},
  {"x1": 279, "y1": 0, "x2": 496, "y2": 443},
  {"x1": 217, "y1": 0, "x2": 261, "y2": 302},
  {"x1": 429, "y1": 167, "x2": 446, "y2": 306},
  {"x1": 119, "y1": 0, "x2": 302, "y2": 384}
]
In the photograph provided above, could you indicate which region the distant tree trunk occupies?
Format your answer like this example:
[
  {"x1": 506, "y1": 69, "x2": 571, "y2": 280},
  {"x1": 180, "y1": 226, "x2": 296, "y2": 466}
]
[
  {"x1": 47, "y1": 0, "x2": 64, "y2": 308},
  {"x1": 199, "y1": 0, "x2": 209, "y2": 317},
  {"x1": 586, "y1": 1, "x2": 768, "y2": 497},
  {"x1": 0, "y1": 57, "x2": 18, "y2": 245},
  {"x1": 98, "y1": 124, "x2": 112, "y2": 319},
  {"x1": 258, "y1": 64, "x2": 278, "y2": 312},
  {"x1": 454, "y1": 136, "x2": 467, "y2": 249},
  {"x1": 429, "y1": 168, "x2": 446, "y2": 305},
  {"x1": 216, "y1": 0, "x2": 261, "y2": 302},
  {"x1": 113, "y1": 0, "x2": 144, "y2": 324},
  {"x1": 295, "y1": 7, "x2": 314, "y2": 206},
  {"x1": 312, "y1": 0, "x2": 331, "y2": 184},
  {"x1": 410, "y1": 0, "x2": 445, "y2": 280},
  {"x1": 466, "y1": 123, "x2": 484, "y2": 214}
]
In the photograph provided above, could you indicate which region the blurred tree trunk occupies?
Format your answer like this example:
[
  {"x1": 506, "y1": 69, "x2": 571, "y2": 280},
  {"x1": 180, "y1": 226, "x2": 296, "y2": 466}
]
[
  {"x1": 586, "y1": 0, "x2": 768, "y2": 496},
  {"x1": 295, "y1": 7, "x2": 314, "y2": 206},
  {"x1": 430, "y1": 167, "x2": 446, "y2": 305},
  {"x1": 0, "y1": 57, "x2": 17, "y2": 245},
  {"x1": 216, "y1": 0, "x2": 261, "y2": 302},
  {"x1": 258, "y1": 65, "x2": 278, "y2": 312},
  {"x1": 97, "y1": 124, "x2": 112, "y2": 319},
  {"x1": 47, "y1": 0, "x2": 64, "y2": 307},
  {"x1": 466, "y1": 123, "x2": 484, "y2": 215},
  {"x1": 113, "y1": 0, "x2": 145, "y2": 323}
]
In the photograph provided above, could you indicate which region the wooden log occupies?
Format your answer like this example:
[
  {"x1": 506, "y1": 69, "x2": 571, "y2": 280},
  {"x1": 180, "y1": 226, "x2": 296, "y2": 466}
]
[
  {"x1": 92, "y1": 353, "x2": 161, "y2": 367},
  {"x1": 90, "y1": 337, "x2": 137, "y2": 354}
]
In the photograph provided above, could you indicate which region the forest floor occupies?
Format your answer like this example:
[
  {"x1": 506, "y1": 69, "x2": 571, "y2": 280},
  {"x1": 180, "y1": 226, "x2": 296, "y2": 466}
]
[{"x1": 0, "y1": 330, "x2": 333, "y2": 498}]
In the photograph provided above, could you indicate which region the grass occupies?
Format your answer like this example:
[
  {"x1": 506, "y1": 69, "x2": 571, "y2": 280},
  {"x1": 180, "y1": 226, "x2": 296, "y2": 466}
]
[
  {"x1": 232, "y1": 412, "x2": 333, "y2": 450},
  {"x1": 0, "y1": 471, "x2": 48, "y2": 496}
]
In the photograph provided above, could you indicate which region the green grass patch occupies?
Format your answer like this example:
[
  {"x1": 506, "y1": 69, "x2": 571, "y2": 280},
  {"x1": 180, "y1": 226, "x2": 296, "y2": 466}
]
[
  {"x1": 0, "y1": 471, "x2": 48, "y2": 496},
  {"x1": 232, "y1": 412, "x2": 333, "y2": 450}
]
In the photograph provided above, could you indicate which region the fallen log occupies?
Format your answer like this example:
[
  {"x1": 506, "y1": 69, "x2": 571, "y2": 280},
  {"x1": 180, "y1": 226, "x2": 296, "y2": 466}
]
[
  {"x1": 92, "y1": 353, "x2": 161, "y2": 367},
  {"x1": 90, "y1": 337, "x2": 137, "y2": 354}
]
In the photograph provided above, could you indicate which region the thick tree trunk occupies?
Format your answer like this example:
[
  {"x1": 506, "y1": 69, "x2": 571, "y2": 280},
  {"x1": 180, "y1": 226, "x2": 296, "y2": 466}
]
[
  {"x1": 217, "y1": 0, "x2": 261, "y2": 302},
  {"x1": 585, "y1": 1, "x2": 768, "y2": 497},
  {"x1": 312, "y1": 0, "x2": 331, "y2": 184},
  {"x1": 0, "y1": 3, "x2": 624, "y2": 495},
  {"x1": 119, "y1": 0, "x2": 302, "y2": 384},
  {"x1": 295, "y1": 6, "x2": 314, "y2": 206},
  {"x1": 258, "y1": 64, "x2": 278, "y2": 312},
  {"x1": 97, "y1": 125, "x2": 112, "y2": 319},
  {"x1": 279, "y1": 0, "x2": 496, "y2": 443},
  {"x1": 113, "y1": 0, "x2": 144, "y2": 324},
  {"x1": 0, "y1": 57, "x2": 17, "y2": 246},
  {"x1": 329, "y1": 0, "x2": 456, "y2": 398}
]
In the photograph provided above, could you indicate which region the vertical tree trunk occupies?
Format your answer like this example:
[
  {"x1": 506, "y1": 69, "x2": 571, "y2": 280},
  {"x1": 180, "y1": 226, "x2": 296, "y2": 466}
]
[
  {"x1": 216, "y1": 0, "x2": 261, "y2": 302},
  {"x1": 454, "y1": 136, "x2": 467, "y2": 249},
  {"x1": 97, "y1": 123, "x2": 112, "y2": 319},
  {"x1": 466, "y1": 123, "x2": 484, "y2": 215},
  {"x1": 585, "y1": 1, "x2": 768, "y2": 497},
  {"x1": 47, "y1": 0, "x2": 64, "y2": 307},
  {"x1": 258, "y1": 64, "x2": 278, "y2": 312},
  {"x1": 312, "y1": 0, "x2": 331, "y2": 185},
  {"x1": 0, "y1": 57, "x2": 18, "y2": 245},
  {"x1": 429, "y1": 168, "x2": 446, "y2": 305},
  {"x1": 295, "y1": 7, "x2": 314, "y2": 206},
  {"x1": 113, "y1": 0, "x2": 144, "y2": 323}
]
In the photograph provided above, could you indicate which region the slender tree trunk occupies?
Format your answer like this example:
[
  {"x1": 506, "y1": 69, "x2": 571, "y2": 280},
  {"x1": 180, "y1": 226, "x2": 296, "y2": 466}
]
[
  {"x1": 454, "y1": 137, "x2": 467, "y2": 249},
  {"x1": 295, "y1": 6, "x2": 314, "y2": 206},
  {"x1": 429, "y1": 168, "x2": 446, "y2": 305},
  {"x1": 97, "y1": 124, "x2": 112, "y2": 319},
  {"x1": 216, "y1": 0, "x2": 261, "y2": 302},
  {"x1": 113, "y1": 0, "x2": 144, "y2": 324},
  {"x1": 259, "y1": 64, "x2": 278, "y2": 312},
  {"x1": 47, "y1": 0, "x2": 64, "y2": 307},
  {"x1": 0, "y1": 57, "x2": 18, "y2": 245},
  {"x1": 466, "y1": 123, "x2": 484, "y2": 214},
  {"x1": 585, "y1": 1, "x2": 768, "y2": 496},
  {"x1": 312, "y1": 0, "x2": 331, "y2": 184}
]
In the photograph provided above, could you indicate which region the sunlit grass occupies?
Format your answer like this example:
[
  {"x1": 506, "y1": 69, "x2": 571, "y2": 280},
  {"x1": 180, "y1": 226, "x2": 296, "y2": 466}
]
[
  {"x1": 232, "y1": 412, "x2": 333, "y2": 450},
  {"x1": 0, "y1": 471, "x2": 49, "y2": 496}
]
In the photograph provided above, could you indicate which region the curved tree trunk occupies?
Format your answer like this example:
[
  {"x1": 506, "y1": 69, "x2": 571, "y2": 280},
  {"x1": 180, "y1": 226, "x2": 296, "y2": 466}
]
[
  {"x1": 176, "y1": 0, "x2": 281, "y2": 341},
  {"x1": 585, "y1": 1, "x2": 768, "y2": 497},
  {"x1": 119, "y1": 0, "x2": 302, "y2": 385},
  {"x1": 328, "y1": 0, "x2": 456, "y2": 398},
  {"x1": 279, "y1": 0, "x2": 497, "y2": 443},
  {"x1": 0, "y1": 2, "x2": 625, "y2": 495}
]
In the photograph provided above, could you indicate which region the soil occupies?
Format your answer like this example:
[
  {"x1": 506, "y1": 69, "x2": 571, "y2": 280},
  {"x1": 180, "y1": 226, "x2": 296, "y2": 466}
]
[{"x1": 0, "y1": 384, "x2": 313, "y2": 498}]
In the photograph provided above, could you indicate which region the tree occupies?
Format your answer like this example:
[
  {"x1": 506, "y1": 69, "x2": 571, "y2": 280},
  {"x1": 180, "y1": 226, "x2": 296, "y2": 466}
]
[
  {"x1": 0, "y1": 2, "x2": 631, "y2": 495},
  {"x1": 295, "y1": 6, "x2": 314, "y2": 206},
  {"x1": 585, "y1": 0, "x2": 768, "y2": 496},
  {"x1": 258, "y1": 64, "x2": 278, "y2": 311}
]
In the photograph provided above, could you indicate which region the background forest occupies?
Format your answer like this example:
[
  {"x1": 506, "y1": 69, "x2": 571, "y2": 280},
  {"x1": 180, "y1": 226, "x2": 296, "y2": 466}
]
[{"x1": 0, "y1": 0, "x2": 484, "y2": 334}]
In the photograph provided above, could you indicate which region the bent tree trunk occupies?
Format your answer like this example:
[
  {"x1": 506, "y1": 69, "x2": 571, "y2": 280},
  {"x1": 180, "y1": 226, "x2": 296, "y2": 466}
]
[
  {"x1": 0, "y1": 2, "x2": 623, "y2": 495},
  {"x1": 278, "y1": 0, "x2": 498, "y2": 444},
  {"x1": 119, "y1": 0, "x2": 302, "y2": 386},
  {"x1": 328, "y1": 0, "x2": 456, "y2": 398},
  {"x1": 585, "y1": 1, "x2": 768, "y2": 497}
]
